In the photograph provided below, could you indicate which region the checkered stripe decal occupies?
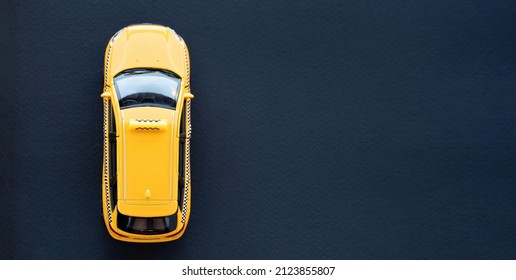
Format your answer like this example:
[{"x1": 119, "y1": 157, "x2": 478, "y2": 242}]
[{"x1": 102, "y1": 39, "x2": 113, "y2": 222}]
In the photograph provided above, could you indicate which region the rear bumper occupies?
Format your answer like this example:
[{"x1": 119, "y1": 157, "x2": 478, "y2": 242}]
[{"x1": 104, "y1": 218, "x2": 188, "y2": 243}]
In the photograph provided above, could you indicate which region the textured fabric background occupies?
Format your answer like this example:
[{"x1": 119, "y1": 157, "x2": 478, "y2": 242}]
[{"x1": 1, "y1": 0, "x2": 516, "y2": 259}]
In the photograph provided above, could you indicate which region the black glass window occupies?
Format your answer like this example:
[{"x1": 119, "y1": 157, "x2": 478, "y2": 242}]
[
  {"x1": 108, "y1": 102, "x2": 117, "y2": 210},
  {"x1": 117, "y1": 213, "x2": 177, "y2": 235},
  {"x1": 114, "y1": 68, "x2": 181, "y2": 109},
  {"x1": 178, "y1": 101, "x2": 186, "y2": 210}
]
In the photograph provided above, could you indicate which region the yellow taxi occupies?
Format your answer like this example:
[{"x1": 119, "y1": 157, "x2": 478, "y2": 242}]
[{"x1": 100, "y1": 24, "x2": 194, "y2": 242}]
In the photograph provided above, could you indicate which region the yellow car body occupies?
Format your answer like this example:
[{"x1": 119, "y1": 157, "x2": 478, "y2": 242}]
[{"x1": 100, "y1": 24, "x2": 194, "y2": 242}]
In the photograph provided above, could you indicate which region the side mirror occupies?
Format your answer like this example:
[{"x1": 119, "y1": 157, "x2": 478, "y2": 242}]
[
  {"x1": 100, "y1": 92, "x2": 111, "y2": 99},
  {"x1": 184, "y1": 92, "x2": 194, "y2": 100}
]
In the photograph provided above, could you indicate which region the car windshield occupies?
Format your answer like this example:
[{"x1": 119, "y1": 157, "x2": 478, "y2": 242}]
[{"x1": 114, "y1": 68, "x2": 181, "y2": 109}]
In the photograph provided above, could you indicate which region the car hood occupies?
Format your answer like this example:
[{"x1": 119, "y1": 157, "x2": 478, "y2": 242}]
[
  {"x1": 117, "y1": 106, "x2": 178, "y2": 217},
  {"x1": 108, "y1": 24, "x2": 187, "y2": 79}
]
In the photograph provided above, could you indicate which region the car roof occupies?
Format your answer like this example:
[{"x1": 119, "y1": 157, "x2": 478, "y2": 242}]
[{"x1": 117, "y1": 106, "x2": 179, "y2": 217}]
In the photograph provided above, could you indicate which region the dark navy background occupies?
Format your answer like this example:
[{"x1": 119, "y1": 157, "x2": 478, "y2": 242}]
[{"x1": 1, "y1": 0, "x2": 516, "y2": 259}]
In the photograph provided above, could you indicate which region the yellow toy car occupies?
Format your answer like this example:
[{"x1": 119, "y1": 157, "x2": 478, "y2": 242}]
[{"x1": 100, "y1": 24, "x2": 194, "y2": 242}]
